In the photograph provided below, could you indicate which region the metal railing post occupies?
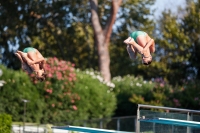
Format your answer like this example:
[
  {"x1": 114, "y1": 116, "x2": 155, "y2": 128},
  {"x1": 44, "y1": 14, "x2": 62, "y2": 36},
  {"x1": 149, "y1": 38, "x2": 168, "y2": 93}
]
[
  {"x1": 117, "y1": 118, "x2": 120, "y2": 131},
  {"x1": 100, "y1": 119, "x2": 103, "y2": 129},
  {"x1": 187, "y1": 112, "x2": 191, "y2": 133},
  {"x1": 136, "y1": 106, "x2": 140, "y2": 133}
]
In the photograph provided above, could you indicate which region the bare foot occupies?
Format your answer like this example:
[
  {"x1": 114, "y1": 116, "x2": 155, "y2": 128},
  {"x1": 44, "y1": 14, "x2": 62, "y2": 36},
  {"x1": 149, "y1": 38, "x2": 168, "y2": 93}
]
[
  {"x1": 124, "y1": 37, "x2": 132, "y2": 44},
  {"x1": 15, "y1": 53, "x2": 23, "y2": 63},
  {"x1": 17, "y1": 51, "x2": 34, "y2": 65}
]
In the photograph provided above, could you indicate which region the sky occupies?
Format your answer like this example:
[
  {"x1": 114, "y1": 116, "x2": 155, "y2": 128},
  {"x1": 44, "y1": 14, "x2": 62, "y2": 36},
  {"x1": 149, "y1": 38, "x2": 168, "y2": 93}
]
[{"x1": 152, "y1": 0, "x2": 186, "y2": 18}]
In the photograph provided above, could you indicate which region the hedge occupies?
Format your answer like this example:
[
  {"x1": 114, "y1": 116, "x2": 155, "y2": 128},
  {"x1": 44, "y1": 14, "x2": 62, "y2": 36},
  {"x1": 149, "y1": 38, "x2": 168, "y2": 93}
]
[{"x1": 0, "y1": 114, "x2": 12, "y2": 133}]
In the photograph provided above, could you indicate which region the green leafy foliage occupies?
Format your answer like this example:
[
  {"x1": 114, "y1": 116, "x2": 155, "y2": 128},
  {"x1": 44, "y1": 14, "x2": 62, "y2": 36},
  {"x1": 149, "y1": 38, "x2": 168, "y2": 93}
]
[
  {"x1": 112, "y1": 75, "x2": 185, "y2": 116},
  {"x1": 72, "y1": 69, "x2": 116, "y2": 123},
  {"x1": 172, "y1": 80, "x2": 200, "y2": 110},
  {"x1": 110, "y1": 0, "x2": 156, "y2": 77},
  {"x1": 129, "y1": 78, "x2": 174, "y2": 107},
  {"x1": 0, "y1": 65, "x2": 43, "y2": 123},
  {"x1": 112, "y1": 75, "x2": 155, "y2": 116},
  {"x1": 146, "y1": 0, "x2": 200, "y2": 85},
  {"x1": 0, "y1": 114, "x2": 12, "y2": 133},
  {"x1": 183, "y1": 1, "x2": 200, "y2": 79},
  {"x1": 0, "y1": 0, "x2": 156, "y2": 76},
  {"x1": 112, "y1": 73, "x2": 200, "y2": 114},
  {"x1": 153, "y1": 11, "x2": 191, "y2": 85},
  {"x1": 0, "y1": 58, "x2": 116, "y2": 124},
  {"x1": 1, "y1": 0, "x2": 200, "y2": 121}
]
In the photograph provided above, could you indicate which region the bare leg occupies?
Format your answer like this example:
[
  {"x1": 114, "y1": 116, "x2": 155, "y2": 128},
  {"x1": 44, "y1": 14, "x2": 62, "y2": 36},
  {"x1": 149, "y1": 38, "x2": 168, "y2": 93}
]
[
  {"x1": 124, "y1": 37, "x2": 144, "y2": 54},
  {"x1": 17, "y1": 51, "x2": 44, "y2": 76},
  {"x1": 26, "y1": 52, "x2": 37, "y2": 62},
  {"x1": 137, "y1": 35, "x2": 148, "y2": 48},
  {"x1": 15, "y1": 53, "x2": 24, "y2": 64},
  {"x1": 15, "y1": 53, "x2": 33, "y2": 74},
  {"x1": 17, "y1": 51, "x2": 34, "y2": 65}
]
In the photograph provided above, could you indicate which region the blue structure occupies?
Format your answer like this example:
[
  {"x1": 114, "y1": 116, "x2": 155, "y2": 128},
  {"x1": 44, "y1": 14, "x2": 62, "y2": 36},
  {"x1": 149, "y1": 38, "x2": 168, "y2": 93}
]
[
  {"x1": 136, "y1": 104, "x2": 200, "y2": 133},
  {"x1": 139, "y1": 117, "x2": 200, "y2": 128},
  {"x1": 52, "y1": 126, "x2": 131, "y2": 133},
  {"x1": 52, "y1": 104, "x2": 200, "y2": 133}
]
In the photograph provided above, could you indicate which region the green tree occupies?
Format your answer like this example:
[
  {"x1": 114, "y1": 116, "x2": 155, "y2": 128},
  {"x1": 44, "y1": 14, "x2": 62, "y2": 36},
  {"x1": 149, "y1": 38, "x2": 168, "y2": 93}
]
[
  {"x1": 145, "y1": 0, "x2": 200, "y2": 85},
  {"x1": 89, "y1": 0, "x2": 122, "y2": 82},
  {"x1": 110, "y1": 0, "x2": 155, "y2": 78},
  {"x1": 0, "y1": 0, "x2": 156, "y2": 80},
  {"x1": 89, "y1": 0, "x2": 156, "y2": 82},
  {"x1": 0, "y1": 0, "x2": 82, "y2": 68},
  {"x1": 151, "y1": 11, "x2": 191, "y2": 85},
  {"x1": 183, "y1": 0, "x2": 200, "y2": 79}
]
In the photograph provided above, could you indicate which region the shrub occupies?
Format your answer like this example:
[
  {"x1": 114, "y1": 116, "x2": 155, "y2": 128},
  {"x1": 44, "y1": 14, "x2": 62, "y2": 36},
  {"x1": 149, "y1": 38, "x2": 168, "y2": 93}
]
[
  {"x1": 129, "y1": 77, "x2": 174, "y2": 108},
  {"x1": 30, "y1": 57, "x2": 78, "y2": 123},
  {"x1": 0, "y1": 114, "x2": 12, "y2": 133},
  {"x1": 31, "y1": 58, "x2": 116, "y2": 124},
  {"x1": 68, "y1": 69, "x2": 116, "y2": 126},
  {"x1": 75, "y1": 69, "x2": 116, "y2": 118},
  {"x1": 112, "y1": 75, "x2": 155, "y2": 116},
  {"x1": 0, "y1": 65, "x2": 43, "y2": 123},
  {"x1": 112, "y1": 76, "x2": 175, "y2": 116},
  {"x1": 172, "y1": 80, "x2": 200, "y2": 110},
  {"x1": 0, "y1": 58, "x2": 117, "y2": 124}
]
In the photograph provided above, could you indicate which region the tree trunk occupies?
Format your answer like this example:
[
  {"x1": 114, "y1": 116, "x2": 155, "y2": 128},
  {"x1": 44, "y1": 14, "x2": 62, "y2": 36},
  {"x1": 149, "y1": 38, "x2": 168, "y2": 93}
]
[{"x1": 89, "y1": 0, "x2": 122, "y2": 82}]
